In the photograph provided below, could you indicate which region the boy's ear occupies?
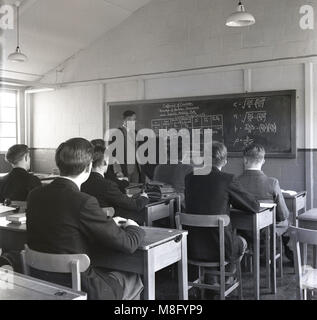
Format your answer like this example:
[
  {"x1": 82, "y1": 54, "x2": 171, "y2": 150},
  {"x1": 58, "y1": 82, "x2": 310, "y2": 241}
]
[{"x1": 85, "y1": 162, "x2": 92, "y2": 173}]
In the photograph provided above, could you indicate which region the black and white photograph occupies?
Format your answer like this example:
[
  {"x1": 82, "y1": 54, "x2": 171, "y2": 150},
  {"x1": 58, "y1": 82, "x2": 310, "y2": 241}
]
[{"x1": 0, "y1": 0, "x2": 317, "y2": 308}]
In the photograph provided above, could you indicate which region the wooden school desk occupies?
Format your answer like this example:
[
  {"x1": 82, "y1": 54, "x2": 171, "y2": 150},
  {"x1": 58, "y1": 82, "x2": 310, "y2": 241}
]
[
  {"x1": 92, "y1": 227, "x2": 188, "y2": 300},
  {"x1": 0, "y1": 267, "x2": 86, "y2": 300},
  {"x1": 0, "y1": 221, "x2": 188, "y2": 300},
  {"x1": 283, "y1": 191, "x2": 307, "y2": 227},
  {"x1": 145, "y1": 195, "x2": 181, "y2": 227},
  {"x1": 0, "y1": 218, "x2": 26, "y2": 252},
  {"x1": 230, "y1": 206, "x2": 277, "y2": 300}
]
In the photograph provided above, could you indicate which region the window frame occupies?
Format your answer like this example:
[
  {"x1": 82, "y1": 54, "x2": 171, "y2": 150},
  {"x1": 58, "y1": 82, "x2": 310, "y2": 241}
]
[{"x1": 0, "y1": 88, "x2": 19, "y2": 154}]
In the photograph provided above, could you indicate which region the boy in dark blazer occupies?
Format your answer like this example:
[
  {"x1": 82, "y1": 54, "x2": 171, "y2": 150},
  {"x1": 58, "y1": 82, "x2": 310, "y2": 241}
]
[
  {"x1": 27, "y1": 138, "x2": 145, "y2": 300},
  {"x1": 0, "y1": 144, "x2": 41, "y2": 202},
  {"x1": 81, "y1": 146, "x2": 149, "y2": 225},
  {"x1": 185, "y1": 142, "x2": 260, "y2": 267},
  {"x1": 237, "y1": 143, "x2": 291, "y2": 260}
]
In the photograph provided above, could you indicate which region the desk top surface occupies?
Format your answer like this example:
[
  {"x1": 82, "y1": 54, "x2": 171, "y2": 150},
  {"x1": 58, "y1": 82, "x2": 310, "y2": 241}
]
[
  {"x1": 139, "y1": 227, "x2": 187, "y2": 250},
  {"x1": 0, "y1": 268, "x2": 86, "y2": 300},
  {"x1": 283, "y1": 191, "x2": 306, "y2": 199},
  {"x1": 0, "y1": 217, "x2": 26, "y2": 231},
  {"x1": 230, "y1": 206, "x2": 274, "y2": 216},
  {"x1": 0, "y1": 219, "x2": 186, "y2": 250}
]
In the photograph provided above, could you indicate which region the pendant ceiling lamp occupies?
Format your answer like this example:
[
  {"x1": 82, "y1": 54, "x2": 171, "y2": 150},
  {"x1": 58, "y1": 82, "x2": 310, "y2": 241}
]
[
  {"x1": 8, "y1": 4, "x2": 28, "y2": 62},
  {"x1": 226, "y1": 1, "x2": 255, "y2": 27}
]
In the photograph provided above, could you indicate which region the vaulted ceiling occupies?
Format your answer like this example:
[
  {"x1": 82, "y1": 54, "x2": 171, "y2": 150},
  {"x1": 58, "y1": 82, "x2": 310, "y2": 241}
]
[{"x1": 0, "y1": 0, "x2": 152, "y2": 83}]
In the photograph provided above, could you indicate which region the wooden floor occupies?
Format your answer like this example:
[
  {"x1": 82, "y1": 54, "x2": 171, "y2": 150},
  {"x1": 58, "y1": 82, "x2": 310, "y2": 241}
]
[{"x1": 155, "y1": 250, "x2": 315, "y2": 300}]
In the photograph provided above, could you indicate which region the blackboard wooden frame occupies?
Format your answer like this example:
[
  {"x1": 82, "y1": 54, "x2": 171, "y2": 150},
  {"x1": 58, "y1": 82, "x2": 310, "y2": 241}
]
[{"x1": 108, "y1": 90, "x2": 297, "y2": 159}]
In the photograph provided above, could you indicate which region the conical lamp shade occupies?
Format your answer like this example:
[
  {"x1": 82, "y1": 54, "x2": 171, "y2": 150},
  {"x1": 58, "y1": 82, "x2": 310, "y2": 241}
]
[
  {"x1": 226, "y1": 3, "x2": 255, "y2": 27},
  {"x1": 8, "y1": 46, "x2": 28, "y2": 62}
]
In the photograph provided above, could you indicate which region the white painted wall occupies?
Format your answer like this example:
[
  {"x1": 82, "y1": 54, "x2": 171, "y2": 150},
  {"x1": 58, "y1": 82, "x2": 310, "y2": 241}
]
[
  {"x1": 30, "y1": 85, "x2": 103, "y2": 148},
  {"x1": 41, "y1": 0, "x2": 317, "y2": 84}
]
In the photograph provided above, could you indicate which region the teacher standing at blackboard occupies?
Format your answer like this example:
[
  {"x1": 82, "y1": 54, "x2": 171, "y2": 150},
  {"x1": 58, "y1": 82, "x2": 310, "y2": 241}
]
[{"x1": 118, "y1": 110, "x2": 143, "y2": 183}]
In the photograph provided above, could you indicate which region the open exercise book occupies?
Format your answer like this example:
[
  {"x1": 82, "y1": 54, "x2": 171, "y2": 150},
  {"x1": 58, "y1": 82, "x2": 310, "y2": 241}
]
[
  {"x1": 281, "y1": 189, "x2": 298, "y2": 196},
  {"x1": 0, "y1": 206, "x2": 16, "y2": 214}
]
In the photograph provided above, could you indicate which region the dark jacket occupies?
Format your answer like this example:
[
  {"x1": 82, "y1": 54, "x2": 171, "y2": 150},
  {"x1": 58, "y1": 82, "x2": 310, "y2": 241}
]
[
  {"x1": 0, "y1": 167, "x2": 42, "y2": 202},
  {"x1": 26, "y1": 178, "x2": 145, "y2": 300},
  {"x1": 81, "y1": 172, "x2": 149, "y2": 224},
  {"x1": 117, "y1": 126, "x2": 145, "y2": 183},
  {"x1": 237, "y1": 170, "x2": 289, "y2": 223},
  {"x1": 104, "y1": 165, "x2": 129, "y2": 194},
  {"x1": 185, "y1": 167, "x2": 260, "y2": 262}
]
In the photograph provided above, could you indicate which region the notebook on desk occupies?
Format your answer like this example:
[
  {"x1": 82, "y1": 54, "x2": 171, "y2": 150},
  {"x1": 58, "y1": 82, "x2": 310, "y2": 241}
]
[
  {"x1": 6, "y1": 213, "x2": 26, "y2": 225},
  {"x1": 0, "y1": 206, "x2": 16, "y2": 215}
]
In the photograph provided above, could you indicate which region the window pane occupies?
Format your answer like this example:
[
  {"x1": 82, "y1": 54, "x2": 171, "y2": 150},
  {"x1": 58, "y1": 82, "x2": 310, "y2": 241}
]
[
  {"x1": 0, "y1": 123, "x2": 16, "y2": 137},
  {"x1": 0, "y1": 92, "x2": 16, "y2": 108},
  {"x1": 0, "y1": 138, "x2": 16, "y2": 152},
  {"x1": 0, "y1": 107, "x2": 16, "y2": 122}
]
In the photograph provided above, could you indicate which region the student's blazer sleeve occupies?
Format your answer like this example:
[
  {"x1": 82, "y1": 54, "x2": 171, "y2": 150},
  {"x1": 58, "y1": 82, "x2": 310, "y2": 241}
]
[
  {"x1": 105, "y1": 181, "x2": 149, "y2": 211},
  {"x1": 272, "y1": 179, "x2": 290, "y2": 222},
  {"x1": 228, "y1": 176, "x2": 260, "y2": 213},
  {"x1": 79, "y1": 196, "x2": 145, "y2": 254}
]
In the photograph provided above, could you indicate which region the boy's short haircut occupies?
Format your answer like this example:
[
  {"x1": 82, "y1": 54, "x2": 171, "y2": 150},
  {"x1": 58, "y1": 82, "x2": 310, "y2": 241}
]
[
  {"x1": 243, "y1": 143, "x2": 266, "y2": 164},
  {"x1": 90, "y1": 139, "x2": 106, "y2": 149},
  {"x1": 123, "y1": 110, "x2": 136, "y2": 119},
  {"x1": 55, "y1": 138, "x2": 93, "y2": 176},
  {"x1": 212, "y1": 141, "x2": 227, "y2": 167},
  {"x1": 92, "y1": 146, "x2": 106, "y2": 169},
  {"x1": 6, "y1": 144, "x2": 29, "y2": 165}
]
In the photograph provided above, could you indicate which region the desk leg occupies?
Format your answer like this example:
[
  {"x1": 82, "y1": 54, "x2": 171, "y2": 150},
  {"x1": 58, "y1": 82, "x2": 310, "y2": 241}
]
[
  {"x1": 253, "y1": 216, "x2": 260, "y2": 300},
  {"x1": 178, "y1": 235, "x2": 188, "y2": 300},
  {"x1": 270, "y1": 215, "x2": 277, "y2": 294},
  {"x1": 265, "y1": 227, "x2": 271, "y2": 290},
  {"x1": 143, "y1": 251, "x2": 155, "y2": 300},
  {"x1": 145, "y1": 208, "x2": 153, "y2": 227},
  {"x1": 313, "y1": 246, "x2": 317, "y2": 269},
  {"x1": 169, "y1": 200, "x2": 175, "y2": 228}
]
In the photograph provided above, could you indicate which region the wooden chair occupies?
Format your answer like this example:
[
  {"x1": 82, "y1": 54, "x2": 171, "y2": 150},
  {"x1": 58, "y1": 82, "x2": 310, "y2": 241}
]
[
  {"x1": 21, "y1": 245, "x2": 90, "y2": 291},
  {"x1": 175, "y1": 213, "x2": 243, "y2": 300},
  {"x1": 298, "y1": 209, "x2": 317, "y2": 268},
  {"x1": 289, "y1": 226, "x2": 317, "y2": 300}
]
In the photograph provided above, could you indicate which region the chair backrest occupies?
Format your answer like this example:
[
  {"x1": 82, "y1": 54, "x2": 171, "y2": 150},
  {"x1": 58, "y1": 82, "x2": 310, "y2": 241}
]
[
  {"x1": 175, "y1": 213, "x2": 230, "y2": 229},
  {"x1": 21, "y1": 245, "x2": 90, "y2": 291},
  {"x1": 289, "y1": 226, "x2": 317, "y2": 299},
  {"x1": 289, "y1": 226, "x2": 317, "y2": 246},
  {"x1": 175, "y1": 213, "x2": 230, "y2": 269}
]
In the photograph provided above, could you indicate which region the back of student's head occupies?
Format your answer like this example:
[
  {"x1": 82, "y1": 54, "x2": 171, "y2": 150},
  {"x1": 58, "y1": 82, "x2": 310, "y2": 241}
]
[
  {"x1": 5, "y1": 144, "x2": 29, "y2": 166},
  {"x1": 92, "y1": 146, "x2": 106, "y2": 169},
  {"x1": 90, "y1": 139, "x2": 106, "y2": 149},
  {"x1": 123, "y1": 110, "x2": 136, "y2": 120},
  {"x1": 55, "y1": 138, "x2": 93, "y2": 177},
  {"x1": 243, "y1": 143, "x2": 266, "y2": 165},
  {"x1": 212, "y1": 141, "x2": 227, "y2": 168}
]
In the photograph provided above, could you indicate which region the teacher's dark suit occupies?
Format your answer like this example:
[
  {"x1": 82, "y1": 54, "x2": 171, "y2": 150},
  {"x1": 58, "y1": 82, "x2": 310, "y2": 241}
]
[
  {"x1": 185, "y1": 167, "x2": 260, "y2": 262},
  {"x1": 0, "y1": 167, "x2": 42, "y2": 202},
  {"x1": 81, "y1": 172, "x2": 149, "y2": 224},
  {"x1": 27, "y1": 178, "x2": 145, "y2": 300}
]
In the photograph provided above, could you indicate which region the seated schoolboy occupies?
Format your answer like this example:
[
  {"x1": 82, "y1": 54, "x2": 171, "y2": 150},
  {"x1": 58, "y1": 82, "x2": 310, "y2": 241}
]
[
  {"x1": 0, "y1": 144, "x2": 41, "y2": 202},
  {"x1": 81, "y1": 146, "x2": 149, "y2": 225},
  {"x1": 237, "y1": 143, "x2": 292, "y2": 260},
  {"x1": 90, "y1": 139, "x2": 128, "y2": 193},
  {"x1": 27, "y1": 138, "x2": 145, "y2": 300},
  {"x1": 185, "y1": 142, "x2": 260, "y2": 272}
]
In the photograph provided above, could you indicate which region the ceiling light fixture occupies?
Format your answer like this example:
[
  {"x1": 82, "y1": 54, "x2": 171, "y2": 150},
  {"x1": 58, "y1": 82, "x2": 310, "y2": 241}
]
[
  {"x1": 226, "y1": 1, "x2": 255, "y2": 27},
  {"x1": 8, "y1": 3, "x2": 28, "y2": 62}
]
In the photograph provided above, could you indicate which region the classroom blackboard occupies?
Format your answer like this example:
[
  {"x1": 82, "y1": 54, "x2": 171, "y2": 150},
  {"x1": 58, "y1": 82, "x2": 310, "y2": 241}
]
[{"x1": 108, "y1": 90, "x2": 296, "y2": 158}]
